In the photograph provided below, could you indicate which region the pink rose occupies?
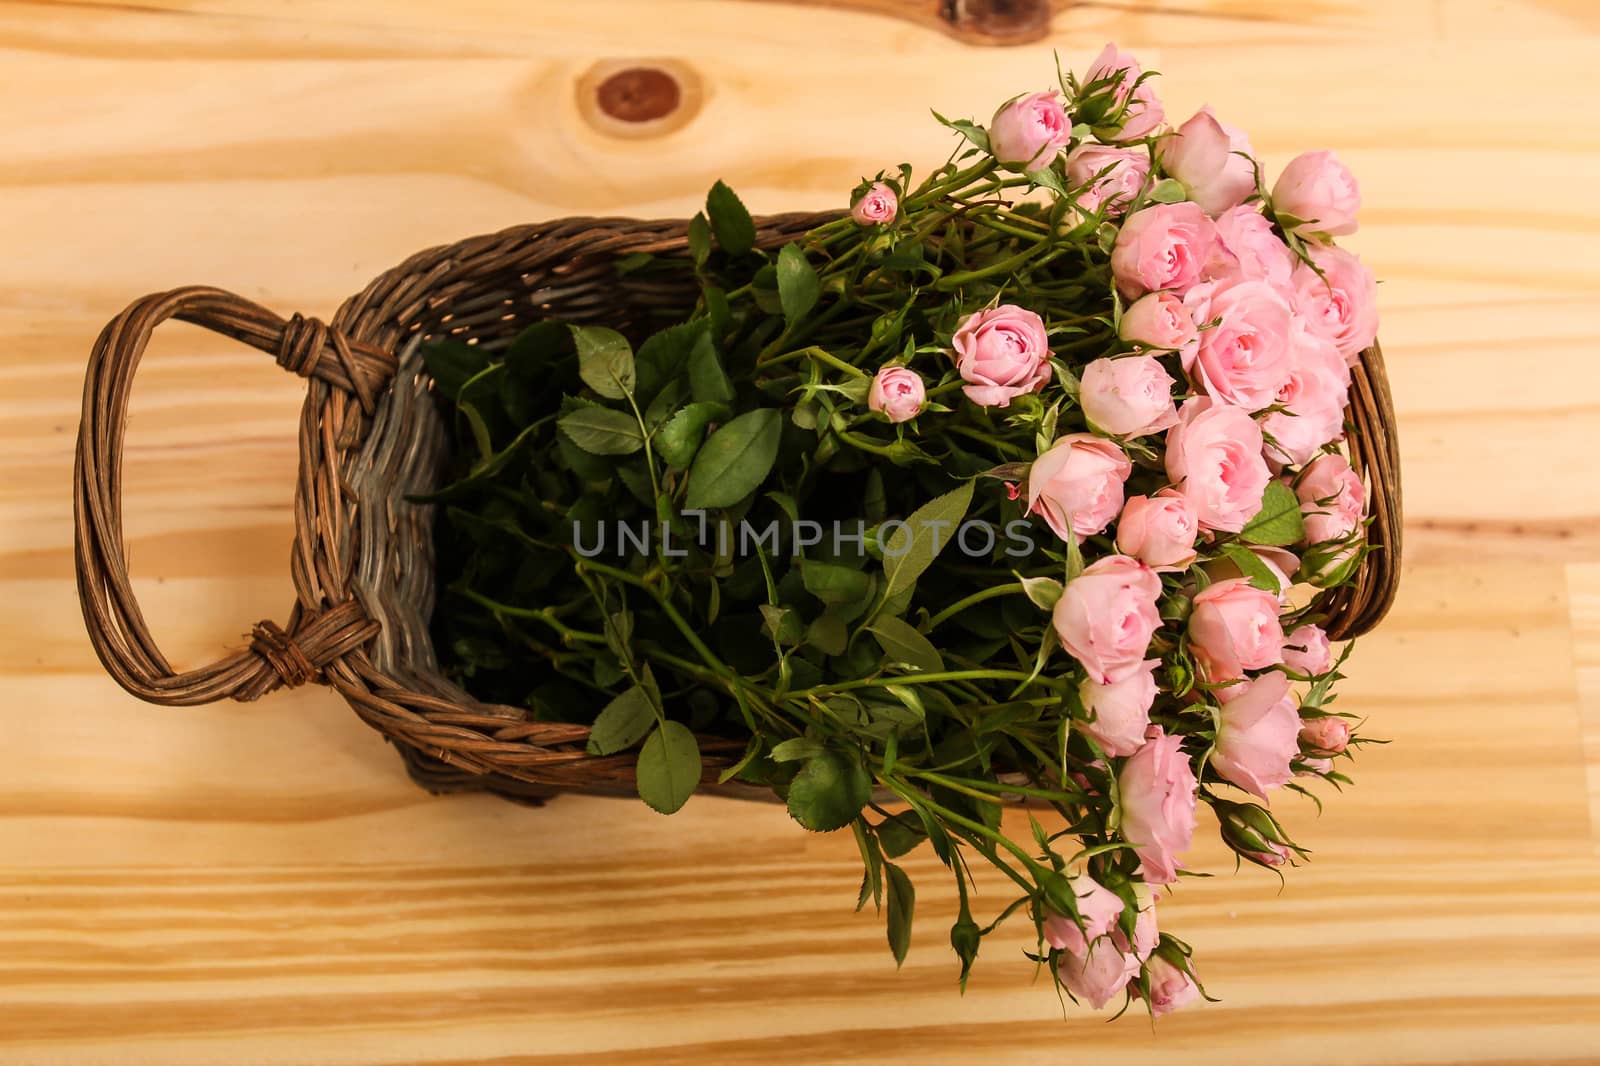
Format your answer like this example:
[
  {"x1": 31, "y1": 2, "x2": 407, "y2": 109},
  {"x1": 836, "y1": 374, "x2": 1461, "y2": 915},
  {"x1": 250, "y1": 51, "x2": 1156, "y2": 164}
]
[
  {"x1": 1085, "y1": 43, "x2": 1165, "y2": 142},
  {"x1": 1188, "y1": 577, "x2": 1286, "y2": 682},
  {"x1": 1158, "y1": 107, "x2": 1257, "y2": 217},
  {"x1": 1212, "y1": 670, "x2": 1300, "y2": 798},
  {"x1": 1118, "y1": 291, "x2": 1198, "y2": 353},
  {"x1": 1291, "y1": 244, "x2": 1379, "y2": 366},
  {"x1": 866, "y1": 365, "x2": 925, "y2": 423},
  {"x1": 1064, "y1": 143, "x2": 1151, "y2": 217},
  {"x1": 850, "y1": 181, "x2": 898, "y2": 226},
  {"x1": 1056, "y1": 937, "x2": 1139, "y2": 1009},
  {"x1": 1144, "y1": 955, "x2": 1201, "y2": 1018},
  {"x1": 1080, "y1": 659, "x2": 1159, "y2": 756},
  {"x1": 1112, "y1": 202, "x2": 1228, "y2": 298},
  {"x1": 1273, "y1": 149, "x2": 1360, "y2": 239},
  {"x1": 1164, "y1": 397, "x2": 1271, "y2": 533},
  {"x1": 1298, "y1": 756, "x2": 1334, "y2": 776},
  {"x1": 1296, "y1": 454, "x2": 1365, "y2": 544},
  {"x1": 1027, "y1": 433, "x2": 1132, "y2": 542},
  {"x1": 1116, "y1": 492, "x2": 1198, "y2": 573},
  {"x1": 1281, "y1": 624, "x2": 1332, "y2": 675},
  {"x1": 1213, "y1": 205, "x2": 1296, "y2": 288},
  {"x1": 1042, "y1": 874, "x2": 1125, "y2": 955},
  {"x1": 1244, "y1": 840, "x2": 1291, "y2": 867},
  {"x1": 951, "y1": 304, "x2": 1053, "y2": 408},
  {"x1": 1053, "y1": 555, "x2": 1162, "y2": 685},
  {"x1": 1118, "y1": 725, "x2": 1198, "y2": 884},
  {"x1": 989, "y1": 90, "x2": 1072, "y2": 171},
  {"x1": 1299, "y1": 715, "x2": 1351, "y2": 755},
  {"x1": 1262, "y1": 323, "x2": 1351, "y2": 467},
  {"x1": 1080, "y1": 356, "x2": 1179, "y2": 438},
  {"x1": 1180, "y1": 278, "x2": 1295, "y2": 412}
]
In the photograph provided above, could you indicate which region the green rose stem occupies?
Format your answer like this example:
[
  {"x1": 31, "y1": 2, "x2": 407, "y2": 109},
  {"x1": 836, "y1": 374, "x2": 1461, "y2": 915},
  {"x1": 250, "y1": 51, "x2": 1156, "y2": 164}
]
[
  {"x1": 458, "y1": 588, "x2": 608, "y2": 647},
  {"x1": 922, "y1": 582, "x2": 1029, "y2": 631},
  {"x1": 880, "y1": 776, "x2": 1043, "y2": 893}
]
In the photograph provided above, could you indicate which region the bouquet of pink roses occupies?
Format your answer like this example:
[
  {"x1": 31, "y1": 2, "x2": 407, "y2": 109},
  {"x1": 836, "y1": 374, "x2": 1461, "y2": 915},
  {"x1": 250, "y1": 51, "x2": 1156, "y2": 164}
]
[{"x1": 420, "y1": 43, "x2": 1388, "y2": 1018}]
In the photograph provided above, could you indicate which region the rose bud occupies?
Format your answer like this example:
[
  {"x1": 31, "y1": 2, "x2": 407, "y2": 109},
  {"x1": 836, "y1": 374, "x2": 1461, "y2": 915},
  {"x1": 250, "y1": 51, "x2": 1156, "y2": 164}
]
[
  {"x1": 1053, "y1": 556, "x2": 1162, "y2": 685},
  {"x1": 1042, "y1": 873, "x2": 1125, "y2": 955},
  {"x1": 1262, "y1": 322, "x2": 1352, "y2": 467},
  {"x1": 1213, "y1": 205, "x2": 1296, "y2": 288},
  {"x1": 1027, "y1": 433, "x2": 1132, "y2": 542},
  {"x1": 866, "y1": 365, "x2": 925, "y2": 423},
  {"x1": 1299, "y1": 715, "x2": 1351, "y2": 755},
  {"x1": 1180, "y1": 278, "x2": 1295, "y2": 412},
  {"x1": 1118, "y1": 291, "x2": 1198, "y2": 353},
  {"x1": 1281, "y1": 623, "x2": 1332, "y2": 676},
  {"x1": 1272, "y1": 149, "x2": 1360, "y2": 239},
  {"x1": 950, "y1": 304, "x2": 1053, "y2": 407},
  {"x1": 1116, "y1": 492, "x2": 1198, "y2": 573},
  {"x1": 1118, "y1": 725, "x2": 1199, "y2": 884},
  {"x1": 1296, "y1": 454, "x2": 1366, "y2": 545},
  {"x1": 850, "y1": 181, "x2": 898, "y2": 226},
  {"x1": 1112, "y1": 202, "x2": 1227, "y2": 298},
  {"x1": 1080, "y1": 356, "x2": 1180, "y2": 438},
  {"x1": 1188, "y1": 578, "x2": 1286, "y2": 682},
  {"x1": 1164, "y1": 398, "x2": 1272, "y2": 533},
  {"x1": 1214, "y1": 797, "x2": 1299, "y2": 869},
  {"x1": 988, "y1": 90, "x2": 1072, "y2": 172},
  {"x1": 1211, "y1": 671, "x2": 1300, "y2": 798},
  {"x1": 1064, "y1": 143, "x2": 1151, "y2": 218},
  {"x1": 1083, "y1": 43, "x2": 1165, "y2": 142},
  {"x1": 1079, "y1": 659, "x2": 1159, "y2": 756},
  {"x1": 1291, "y1": 243, "x2": 1379, "y2": 365},
  {"x1": 1056, "y1": 937, "x2": 1139, "y2": 1010},
  {"x1": 1143, "y1": 954, "x2": 1202, "y2": 1018},
  {"x1": 1157, "y1": 107, "x2": 1257, "y2": 217}
]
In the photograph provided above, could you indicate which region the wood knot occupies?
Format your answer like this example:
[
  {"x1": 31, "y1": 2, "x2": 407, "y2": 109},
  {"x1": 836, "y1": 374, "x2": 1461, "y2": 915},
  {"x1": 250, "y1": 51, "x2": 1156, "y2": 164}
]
[
  {"x1": 577, "y1": 60, "x2": 702, "y2": 140},
  {"x1": 597, "y1": 67, "x2": 681, "y2": 123}
]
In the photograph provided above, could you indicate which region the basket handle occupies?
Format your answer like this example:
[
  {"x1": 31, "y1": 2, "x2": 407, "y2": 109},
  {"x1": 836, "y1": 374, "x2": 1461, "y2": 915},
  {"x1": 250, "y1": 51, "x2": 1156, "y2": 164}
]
[{"x1": 74, "y1": 286, "x2": 391, "y2": 705}]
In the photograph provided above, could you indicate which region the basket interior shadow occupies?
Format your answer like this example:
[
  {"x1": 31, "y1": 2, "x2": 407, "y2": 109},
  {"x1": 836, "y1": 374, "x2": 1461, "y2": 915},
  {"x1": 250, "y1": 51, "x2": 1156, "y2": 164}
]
[{"x1": 75, "y1": 214, "x2": 1402, "y2": 810}]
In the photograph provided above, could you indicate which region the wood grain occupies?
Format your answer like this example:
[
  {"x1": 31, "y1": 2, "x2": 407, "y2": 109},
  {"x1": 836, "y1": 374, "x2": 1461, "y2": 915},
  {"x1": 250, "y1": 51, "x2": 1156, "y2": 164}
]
[{"x1": 3, "y1": 0, "x2": 1600, "y2": 1062}]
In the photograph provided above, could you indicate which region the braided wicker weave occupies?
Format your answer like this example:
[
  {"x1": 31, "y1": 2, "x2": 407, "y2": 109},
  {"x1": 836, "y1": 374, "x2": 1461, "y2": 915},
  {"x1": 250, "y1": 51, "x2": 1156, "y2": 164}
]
[{"x1": 74, "y1": 215, "x2": 1403, "y2": 805}]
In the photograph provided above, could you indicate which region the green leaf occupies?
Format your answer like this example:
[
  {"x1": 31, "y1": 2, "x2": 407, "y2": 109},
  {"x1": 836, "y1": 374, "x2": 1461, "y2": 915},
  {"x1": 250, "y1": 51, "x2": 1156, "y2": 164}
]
[
  {"x1": 654, "y1": 401, "x2": 728, "y2": 469},
  {"x1": 787, "y1": 749, "x2": 872, "y2": 832},
  {"x1": 422, "y1": 339, "x2": 492, "y2": 401},
  {"x1": 884, "y1": 862, "x2": 915, "y2": 966},
  {"x1": 558, "y1": 406, "x2": 644, "y2": 456},
  {"x1": 1220, "y1": 542, "x2": 1283, "y2": 594},
  {"x1": 866, "y1": 615, "x2": 944, "y2": 673},
  {"x1": 1238, "y1": 480, "x2": 1306, "y2": 547},
  {"x1": 636, "y1": 721, "x2": 702, "y2": 814},
  {"x1": 687, "y1": 329, "x2": 735, "y2": 406},
  {"x1": 770, "y1": 736, "x2": 826, "y2": 763},
  {"x1": 586, "y1": 687, "x2": 657, "y2": 755},
  {"x1": 877, "y1": 812, "x2": 927, "y2": 858},
  {"x1": 1017, "y1": 573, "x2": 1064, "y2": 611},
  {"x1": 802, "y1": 560, "x2": 872, "y2": 606},
  {"x1": 776, "y1": 243, "x2": 819, "y2": 324},
  {"x1": 571, "y1": 325, "x2": 635, "y2": 399},
  {"x1": 706, "y1": 180, "x2": 755, "y2": 257},
  {"x1": 931, "y1": 110, "x2": 990, "y2": 154},
  {"x1": 683, "y1": 408, "x2": 782, "y2": 510},
  {"x1": 1026, "y1": 167, "x2": 1069, "y2": 196},
  {"x1": 881, "y1": 480, "x2": 974, "y2": 598},
  {"x1": 687, "y1": 211, "x2": 711, "y2": 268},
  {"x1": 634, "y1": 320, "x2": 705, "y2": 405},
  {"x1": 805, "y1": 612, "x2": 849, "y2": 656}
]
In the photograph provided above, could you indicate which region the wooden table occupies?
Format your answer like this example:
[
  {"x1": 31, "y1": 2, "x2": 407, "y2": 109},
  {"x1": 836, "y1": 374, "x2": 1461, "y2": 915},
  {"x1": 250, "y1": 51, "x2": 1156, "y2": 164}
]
[{"x1": 3, "y1": 1, "x2": 1599, "y2": 1061}]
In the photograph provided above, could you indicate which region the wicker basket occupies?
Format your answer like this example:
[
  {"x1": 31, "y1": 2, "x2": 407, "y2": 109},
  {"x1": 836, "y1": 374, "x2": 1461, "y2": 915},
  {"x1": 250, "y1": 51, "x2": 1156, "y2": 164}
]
[{"x1": 74, "y1": 215, "x2": 1404, "y2": 806}]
